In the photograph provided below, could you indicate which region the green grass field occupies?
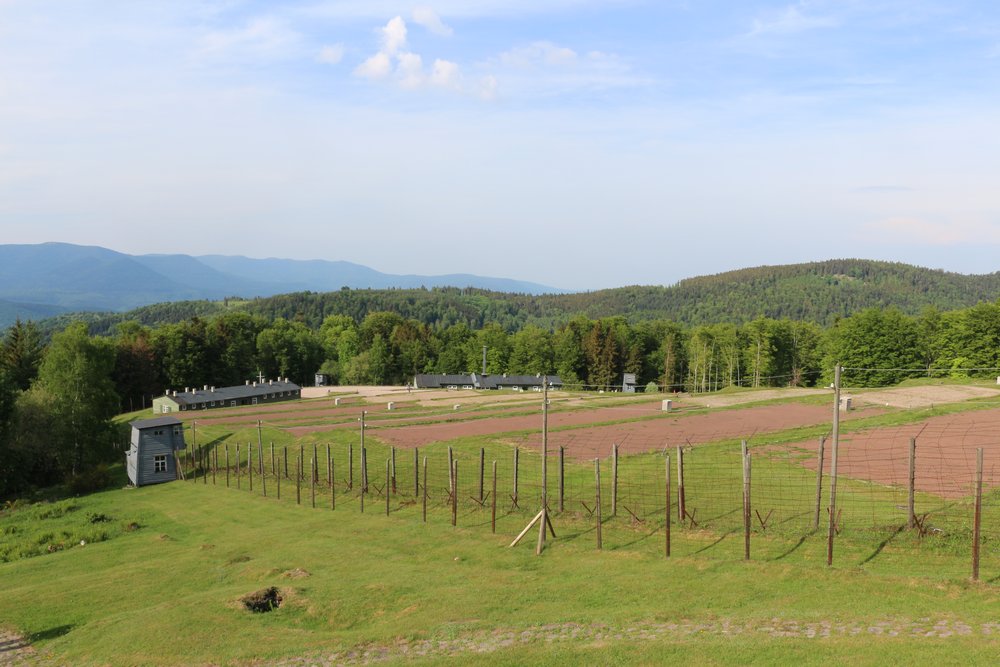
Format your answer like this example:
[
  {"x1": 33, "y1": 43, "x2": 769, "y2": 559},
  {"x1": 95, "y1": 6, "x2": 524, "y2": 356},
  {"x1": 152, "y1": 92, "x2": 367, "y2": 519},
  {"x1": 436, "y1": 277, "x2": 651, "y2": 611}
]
[{"x1": 3, "y1": 389, "x2": 999, "y2": 665}]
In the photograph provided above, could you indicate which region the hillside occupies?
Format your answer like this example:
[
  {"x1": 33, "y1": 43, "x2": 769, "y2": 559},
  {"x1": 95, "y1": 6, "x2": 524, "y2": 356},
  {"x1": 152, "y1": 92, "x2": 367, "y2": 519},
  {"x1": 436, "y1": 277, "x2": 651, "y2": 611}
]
[{"x1": 33, "y1": 259, "x2": 1000, "y2": 336}]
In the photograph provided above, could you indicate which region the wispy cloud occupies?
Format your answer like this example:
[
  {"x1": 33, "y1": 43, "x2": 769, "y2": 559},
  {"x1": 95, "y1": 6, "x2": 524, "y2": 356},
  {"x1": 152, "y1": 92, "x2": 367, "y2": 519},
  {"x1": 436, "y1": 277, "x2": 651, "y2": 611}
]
[
  {"x1": 748, "y1": 2, "x2": 839, "y2": 36},
  {"x1": 317, "y1": 43, "x2": 345, "y2": 65},
  {"x1": 196, "y1": 17, "x2": 303, "y2": 62},
  {"x1": 412, "y1": 6, "x2": 453, "y2": 37}
]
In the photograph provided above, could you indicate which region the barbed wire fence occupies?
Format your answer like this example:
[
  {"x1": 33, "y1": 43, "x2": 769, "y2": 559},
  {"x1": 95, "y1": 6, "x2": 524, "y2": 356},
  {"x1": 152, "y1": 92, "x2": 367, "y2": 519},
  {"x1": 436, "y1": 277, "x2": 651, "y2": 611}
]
[{"x1": 181, "y1": 369, "x2": 999, "y2": 582}]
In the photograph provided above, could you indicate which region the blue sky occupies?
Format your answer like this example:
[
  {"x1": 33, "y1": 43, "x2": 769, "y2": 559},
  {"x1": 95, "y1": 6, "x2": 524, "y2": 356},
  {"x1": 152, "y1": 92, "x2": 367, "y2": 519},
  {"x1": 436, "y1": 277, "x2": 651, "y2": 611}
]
[{"x1": 2, "y1": 1, "x2": 999, "y2": 290}]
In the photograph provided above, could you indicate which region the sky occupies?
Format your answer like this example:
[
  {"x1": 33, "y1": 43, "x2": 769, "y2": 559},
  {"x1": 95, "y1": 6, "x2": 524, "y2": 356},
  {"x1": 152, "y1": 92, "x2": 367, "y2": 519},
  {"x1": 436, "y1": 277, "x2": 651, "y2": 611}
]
[{"x1": 2, "y1": 1, "x2": 1000, "y2": 291}]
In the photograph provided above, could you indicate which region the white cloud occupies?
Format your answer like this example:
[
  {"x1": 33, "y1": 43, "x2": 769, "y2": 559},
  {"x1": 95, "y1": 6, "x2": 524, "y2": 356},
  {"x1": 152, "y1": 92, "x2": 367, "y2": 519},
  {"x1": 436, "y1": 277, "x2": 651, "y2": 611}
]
[
  {"x1": 380, "y1": 15, "x2": 408, "y2": 55},
  {"x1": 196, "y1": 17, "x2": 303, "y2": 61},
  {"x1": 317, "y1": 43, "x2": 345, "y2": 65},
  {"x1": 354, "y1": 51, "x2": 392, "y2": 79},
  {"x1": 430, "y1": 59, "x2": 461, "y2": 88},
  {"x1": 501, "y1": 41, "x2": 577, "y2": 67},
  {"x1": 749, "y1": 3, "x2": 838, "y2": 36},
  {"x1": 412, "y1": 7, "x2": 453, "y2": 36},
  {"x1": 397, "y1": 52, "x2": 425, "y2": 88}
]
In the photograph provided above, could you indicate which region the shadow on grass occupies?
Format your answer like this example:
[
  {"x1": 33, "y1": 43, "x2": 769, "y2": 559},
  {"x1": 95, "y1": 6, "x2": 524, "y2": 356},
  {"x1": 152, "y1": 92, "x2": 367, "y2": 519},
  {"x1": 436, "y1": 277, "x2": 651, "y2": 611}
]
[
  {"x1": 771, "y1": 534, "x2": 810, "y2": 561},
  {"x1": 27, "y1": 624, "x2": 74, "y2": 643},
  {"x1": 859, "y1": 524, "x2": 905, "y2": 565}
]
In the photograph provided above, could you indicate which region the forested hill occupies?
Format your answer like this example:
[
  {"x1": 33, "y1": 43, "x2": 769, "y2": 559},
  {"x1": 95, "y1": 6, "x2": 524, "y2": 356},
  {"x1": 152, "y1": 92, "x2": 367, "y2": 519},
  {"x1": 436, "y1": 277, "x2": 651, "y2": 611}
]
[{"x1": 31, "y1": 259, "x2": 1000, "y2": 335}]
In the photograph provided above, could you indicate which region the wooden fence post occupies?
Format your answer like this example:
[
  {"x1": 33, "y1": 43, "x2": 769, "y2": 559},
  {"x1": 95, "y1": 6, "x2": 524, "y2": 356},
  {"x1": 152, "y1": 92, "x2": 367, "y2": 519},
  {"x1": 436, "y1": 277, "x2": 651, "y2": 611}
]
[
  {"x1": 270, "y1": 442, "x2": 275, "y2": 477},
  {"x1": 595, "y1": 459, "x2": 602, "y2": 550},
  {"x1": 362, "y1": 446, "x2": 368, "y2": 493},
  {"x1": 313, "y1": 444, "x2": 318, "y2": 485},
  {"x1": 448, "y1": 446, "x2": 454, "y2": 498},
  {"x1": 327, "y1": 444, "x2": 332, "y2": 490},
  {"x1": 391, "y1": 447, "x2": 397, "y2": 495},
  {"x1": 665, "y1": 453, "x2": 671, "y2": 558},
  {"x1": 908, "y1": 436, "x2": 917, "y2": 529},
  {"x1": 813, "y1": 435, "x2": 826, "y2": 530},
  {"x1": 513, "y1": 448, "x2": 519, "y2": 507},
  {"x1": 225, "y1": 445, "x2": 230, "y2": 488},
  {"x1": 283, "y1": 446, "x2": 288, "y2": 480},
  {"x1": 451, "y1": 460, "x2": 458, "y2": 527},
  {"x1": 677, "y1": 446, "x2": 686, "y2": 524},
  {"x1": 742, "y1": 440, "x2": 751, "y2": 561},
  {"x1": 296, "y1": 452, "x2": 301, "y2": 506},
  {"x1": 972, "y1": 447, "x2": 983, "y2": 581},
  {"x1": 491, "y1": 460, "x2": 497, "y2": 534},
  {"x1": 259, "y1": 439, "x2": 266, "y2": 498}
]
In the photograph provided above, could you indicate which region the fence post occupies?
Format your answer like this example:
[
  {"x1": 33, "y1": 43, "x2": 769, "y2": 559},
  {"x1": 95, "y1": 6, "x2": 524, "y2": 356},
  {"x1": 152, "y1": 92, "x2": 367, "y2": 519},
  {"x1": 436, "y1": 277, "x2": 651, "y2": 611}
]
[
  {"x1": 513, "y1": 448, "x2": 519, "y2": 507},
  {"x1": 972, "y1": 447, "x2": 983, "y2": 581},
  {"x1": 448, "y1": 446, "x2": 454, "y2": 498},
  {"x1": 296, "y1": 452, "x2": 301, "y2": 506},
  {"x1": 225, "y1": 445, "x2": 230, "y2": 488},
  {"x1": 327, "y1": 444, "x2": 332, "y2": 490},
  {"x1": 284, "y1": 446, "x2": 288, "y2": 480},
  {"x1": 612, "y1": 444, "x2": 619, "y2": 517},
  {"x1": 677, "y1": 446, "x2": 686, "y2": 524},
  {"x1": 827, "y1": 365, "x2": 842, "y2": 567},
  {"x1": 451, "y1": 460, "x2": 458, "y2": 527},
  {"x1": 391, "y1": 447, "x2": 397, "y2": 495},
  {"x1": 908, "y1": 436, "x2": 917, "y2": 529},
  {"x1": 742, "y1": 440, "x2": 751, "y2": 561},
  {"x1": 595, "y1": 459, "x2": 602, "y2": 550},
  {"x1": 259, "y1": 439, "x2": 266, "y2": 498},
  {"x1": 813, "y1": 435, "x2": 826, "y2": 529},
  {"x1": 361, "y1": 446, "x2": 367, "y2": 508},
  {"x1": 270, "y1": 442, "x2": 275, "y2": 477},
  {"x1": 665, "y1": 453, "x2": 671, "y2": 558},
  {"x1": 491, "y1": 460, "x2": 498, "y2": 534}
]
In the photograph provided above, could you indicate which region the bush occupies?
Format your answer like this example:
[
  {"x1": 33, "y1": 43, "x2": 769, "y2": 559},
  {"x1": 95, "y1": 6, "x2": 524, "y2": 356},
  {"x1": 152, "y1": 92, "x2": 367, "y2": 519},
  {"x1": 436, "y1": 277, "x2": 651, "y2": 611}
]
[
  {"x1": 67, "y1": 465, "x2": 113, "y2": 495},
  {"x1": 644, "y1": 381, "x2": 660, "y2": 393}
]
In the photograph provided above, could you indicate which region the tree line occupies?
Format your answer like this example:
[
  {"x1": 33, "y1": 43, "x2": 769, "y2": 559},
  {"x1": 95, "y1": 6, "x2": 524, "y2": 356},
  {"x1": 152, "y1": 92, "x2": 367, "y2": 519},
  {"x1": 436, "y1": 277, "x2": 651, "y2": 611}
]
[{"x1": 5, "y1": 300, "x2": 1000, "y2": 499}]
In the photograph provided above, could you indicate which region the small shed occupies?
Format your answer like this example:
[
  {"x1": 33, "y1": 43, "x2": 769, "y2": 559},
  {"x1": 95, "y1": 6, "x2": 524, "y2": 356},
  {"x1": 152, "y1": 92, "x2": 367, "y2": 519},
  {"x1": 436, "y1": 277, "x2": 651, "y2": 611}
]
[{"x1": 126, "y1": 416, "x2": 186, "y2": 487}]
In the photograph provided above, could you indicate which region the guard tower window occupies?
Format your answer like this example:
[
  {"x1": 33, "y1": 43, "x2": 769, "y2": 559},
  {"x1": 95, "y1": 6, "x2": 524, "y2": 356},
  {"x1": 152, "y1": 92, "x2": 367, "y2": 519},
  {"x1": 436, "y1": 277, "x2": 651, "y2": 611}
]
[{"x1": 154, "y1": 455, "x2": 167, "y2": 473}]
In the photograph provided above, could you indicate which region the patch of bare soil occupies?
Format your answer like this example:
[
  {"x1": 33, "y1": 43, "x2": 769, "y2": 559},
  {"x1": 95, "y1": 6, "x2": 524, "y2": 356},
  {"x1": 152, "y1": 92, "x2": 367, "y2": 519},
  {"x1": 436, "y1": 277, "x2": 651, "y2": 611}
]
[
  {"x1": 852, "y1": 384, "x2": 1000, "y2": 409},
  {"x1": 0, "y1": 631, "x2": 36, "y2": 666},
  {"x1": 264, "y1": 618, "x2": 997, "y2": 666}
]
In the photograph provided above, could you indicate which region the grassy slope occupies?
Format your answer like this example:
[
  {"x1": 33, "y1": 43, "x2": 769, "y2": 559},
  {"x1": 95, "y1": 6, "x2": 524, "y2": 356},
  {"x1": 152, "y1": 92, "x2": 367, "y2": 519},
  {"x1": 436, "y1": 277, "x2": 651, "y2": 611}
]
[{"x1": 2, "y1": 469, "x2": 999, "y2": 665}]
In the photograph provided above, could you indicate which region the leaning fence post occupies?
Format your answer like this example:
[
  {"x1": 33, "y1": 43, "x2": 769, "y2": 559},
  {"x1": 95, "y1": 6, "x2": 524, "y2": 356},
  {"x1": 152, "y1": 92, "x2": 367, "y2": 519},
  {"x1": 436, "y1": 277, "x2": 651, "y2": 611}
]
[
  {"x1": 908, "y1": 436, "x2": 917, "y2": 529},
  {"x1": 972, "y1": 447, "x2": 983, "y2": 581}
]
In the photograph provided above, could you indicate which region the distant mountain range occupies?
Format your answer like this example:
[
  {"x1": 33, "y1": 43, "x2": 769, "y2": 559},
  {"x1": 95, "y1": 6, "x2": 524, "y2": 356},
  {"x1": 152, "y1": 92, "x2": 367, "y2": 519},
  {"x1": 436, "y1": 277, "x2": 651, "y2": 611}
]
[{"x1": 0, "y1": 243, "x2": 565, "y2": 327}]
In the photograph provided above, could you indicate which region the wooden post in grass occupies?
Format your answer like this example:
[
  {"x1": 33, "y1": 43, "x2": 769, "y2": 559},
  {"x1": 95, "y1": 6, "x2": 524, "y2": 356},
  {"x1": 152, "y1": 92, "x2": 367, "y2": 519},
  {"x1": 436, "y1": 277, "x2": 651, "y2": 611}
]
[
  {"x1": 742, "y1": 440, "x2": 751, "y2": 561},
  {"x1": 677, "y1": 446, "x2": 686, "y2": 524},
  {"x1": 191, "y1": 421, "x2": 197, "y2": 478},
  {"x1": 385, "y1": 459, "x2": 391, "y2": 516},
  {"x1": 361, "y1": 445, "x2": 368, "y2": 496},
  {"x1": 973, "y1": 447, "x2": 983, "y2": 581},
  {"x1": 595, "y1": 458, "x2": 603, "y2": 550},
  {"x1": 827, "y1": 365, "x2": 842, "y2": 567},
  {"x1": 665, "y1": 454, "x2": 671, "y2": 558},
  {"x1": 299, "y1": 445, "x2": 304, "y2": 483},
  {"x1": 256, "y1": 421, "x2": 264, "y2": 476},
  {"x1": 296, "y1": 452, "x2": 301, "y2": 506},
  {"x1": 283, "y1": 446, "x2": 288, "y2": 480},
  {"x1": 558, "y1": 446, "x2": 565, "y2": 513},
  {"x1": 259, "y1": 439, "x2": 266, "y2": 498},
  {"x1": 312, "y1": 444, "x2": 318, "y2": 485},
  {"x1": 451, "y1": 460, "x2": 458, "y2": 527},
  {"x1": 612, "y1": 443, "x2": 619, "y2": 517},
  {"x1": 422, "y1": 456, "x2": 428, "y2": 523},
  {"x1": 391, "y1": 447, "x2": 397, "y2": 495},
  {"x1": 327, "y1": 445, "x2": 332, "y2": 490},
  {"x1": 491, "y1": 460, "x2": 498, "y2": 534},
  {"x1": 813, "y1": 435, "x2": 826, "y2": 529},
  {"x1": 908, "y1": 436, "x2": 917, "y2": 529},
  {"x1": 478, "y1": 448, "x2": 485, "y2": 505},
  {"x1": 248, "y1": 443, "x2": 253, "y2": 492},
  {"x1": 225, "y1": 445, "x2": 230, "y2": 488},
  {"x1": 236, "y1": 443, "x2": 241, "y2": 489}
]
